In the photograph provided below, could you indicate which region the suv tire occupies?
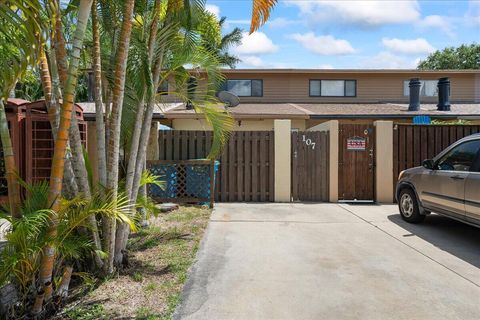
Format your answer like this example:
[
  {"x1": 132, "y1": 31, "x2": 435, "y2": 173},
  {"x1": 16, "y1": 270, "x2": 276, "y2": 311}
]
[{"x1": 398, "y1": 188, "x2": 425, "y2": 223}]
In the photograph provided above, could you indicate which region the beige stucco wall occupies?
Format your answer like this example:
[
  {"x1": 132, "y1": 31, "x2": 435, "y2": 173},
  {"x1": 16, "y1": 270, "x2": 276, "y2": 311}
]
[
  {"x1": 274, "y1": 120, "x2": 291, "y2": 202},
  {"x1": 147, "y1": 122, "x2": 159, "y2": 161},
  {"x1": 308, "y1": 120, "x2": 339, "y2": 202},
  {"x1": 375, "y1": 121, "x2": 394, "y2": 203},
  {"x1": 172, "y1": 118, "x2": 306, "y2": 131}
]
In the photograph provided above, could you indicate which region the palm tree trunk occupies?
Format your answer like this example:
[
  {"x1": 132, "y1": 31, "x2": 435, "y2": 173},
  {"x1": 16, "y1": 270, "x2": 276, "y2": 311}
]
[
  {"x1": 0, "y1": 100, "x2": 20, "y2": 218},
  {"x1": 38, "y1": 0, "x2": 93, "y2": 304},
  {"x1": 115, "y1": 100, "x2": 144, "y2": 264},
  {"x1": 124, "y1": 101, "x2": 145, "y2": 200},
  {"x1": 54, "y1": 1, "x2": 68, "y2": 92},
  {"x1": 52, "y1": 10, "x2": 92, "y2": 200},
  {"x1": 40, "y1": 47, "x2": 79, "y2": 199},
  {"x1": 31, "y1": 286, "x2": 46, "y2": 316},
  {"x1": 52, "y1": 5, "x2": 103, "y2": 268},
  {"x1": 92, "y1": 0, "x2": 107, "y2": 188},
  {"x1": 131, "y1": 55, "x2": 164, "y2": 204},
  {"x1": 124, "y1": 0, "x2": 160, "y2": 201},
  {"x1": 57, "y1": 265, "x2": 73, "y2": 298},
  {"x1": 104, "y1": 0, "x2": 136, "y2": 273},
  {"x1": 115, "y1": 0, "x2": 162, "y2": 261}
]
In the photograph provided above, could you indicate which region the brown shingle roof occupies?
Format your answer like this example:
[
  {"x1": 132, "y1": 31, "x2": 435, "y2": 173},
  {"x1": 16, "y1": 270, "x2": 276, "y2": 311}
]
[
  {"x1": 164, "y1": 103, "x2": 308, "y2": 119},
  {"x1": 302, "y1": 103, "x2": 480, "y2": 118},
  {"x1": 164, "y1": 103, "x2": 480, "y2": 119}
]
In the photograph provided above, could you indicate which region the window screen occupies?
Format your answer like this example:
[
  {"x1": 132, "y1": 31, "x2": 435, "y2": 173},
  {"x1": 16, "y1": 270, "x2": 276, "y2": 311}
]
[
  {"x1": 310, "y1": 80, "x2": 321, "y2": 96},
  {"x1": 310, "y1": 80, "x2": 356, "y2": 97},
  {"x1": 404, "y1": 80, "x2": 439, "y2": 97},
  {"x1": 345, "y1": 80, "x2": 356, "y2": 97},
  {"x1": 436, "y1": 140, "x2": 480, "y2": 172},
  {"x1": 251, "y1": 80, "x2": 263, "y2": 97},
  {"x1": 423, "y1": 80, "x2": 438, "y2": 97},
  {"x1": 321, "y1": 80, "x2": 344, "y2": 96}
]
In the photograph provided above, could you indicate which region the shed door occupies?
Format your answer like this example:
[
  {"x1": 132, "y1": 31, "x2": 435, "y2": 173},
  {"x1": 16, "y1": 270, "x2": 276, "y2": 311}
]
[{"x1": 339, "y1": 124, "x2": 375, "y2": 201}]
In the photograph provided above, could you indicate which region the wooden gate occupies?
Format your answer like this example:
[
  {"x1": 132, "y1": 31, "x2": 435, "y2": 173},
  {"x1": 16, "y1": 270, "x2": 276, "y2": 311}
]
[
  {"x1": 291, "y1": 131, "x2": 329, "y2": 202},
  {"x1": 157, "y1": 130, "x2": 274, "y2": 202},
  {"x1": 338, "y1": 124, "x2": 375, "y2": 201},
  {"x1": 393, "y1": 124, "x2": 480, "y2": 192}
]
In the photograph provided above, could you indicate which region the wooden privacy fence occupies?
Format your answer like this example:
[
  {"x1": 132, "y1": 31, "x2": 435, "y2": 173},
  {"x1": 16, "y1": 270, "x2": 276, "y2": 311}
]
[
  {"x1": 393, "y1": 124, "x2": 480, "y2": 191},
  {"x1": 291, "y1": 131, "x2": 329, "y2": 202},
  {"x1": 157, "y1": 130, "x2": 275, "y2": 202}
]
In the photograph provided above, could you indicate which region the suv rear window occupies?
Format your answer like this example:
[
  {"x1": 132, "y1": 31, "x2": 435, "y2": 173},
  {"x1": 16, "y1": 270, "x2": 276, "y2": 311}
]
[{"x1": 436, "y1": 140, "x2": 480, "y2": 172}]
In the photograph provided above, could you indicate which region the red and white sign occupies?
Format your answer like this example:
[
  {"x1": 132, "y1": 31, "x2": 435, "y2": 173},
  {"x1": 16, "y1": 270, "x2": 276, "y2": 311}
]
[{"x1": 347, "y1": 137, "x2": 366, "y2": 151}]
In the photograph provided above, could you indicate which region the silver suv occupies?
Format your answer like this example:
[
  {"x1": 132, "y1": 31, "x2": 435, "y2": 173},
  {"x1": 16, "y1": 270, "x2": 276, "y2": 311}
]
[{"x1": 396, "y1": 134, "x2": 480, "y2": 226}]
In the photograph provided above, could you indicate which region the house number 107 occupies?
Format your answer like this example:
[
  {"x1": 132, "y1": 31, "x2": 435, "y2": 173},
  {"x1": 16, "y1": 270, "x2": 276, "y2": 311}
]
[{"x1": 302, "y1": 135, "x2": 316, "y2": 150}]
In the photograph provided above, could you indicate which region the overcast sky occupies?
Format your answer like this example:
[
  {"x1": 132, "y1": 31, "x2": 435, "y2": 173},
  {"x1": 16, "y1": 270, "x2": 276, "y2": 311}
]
[{"x1": 206, "y1": 0, "x2": 480, "y2": 69}]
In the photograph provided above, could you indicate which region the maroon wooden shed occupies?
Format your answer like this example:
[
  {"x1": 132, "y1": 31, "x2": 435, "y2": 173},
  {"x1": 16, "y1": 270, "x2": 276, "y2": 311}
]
[
  {"x1": 24, "y1": 100, "x2": 87, "y2": 184},
  {"x1": 0, "y1": 98, "x2": 28, "y2": 203}
]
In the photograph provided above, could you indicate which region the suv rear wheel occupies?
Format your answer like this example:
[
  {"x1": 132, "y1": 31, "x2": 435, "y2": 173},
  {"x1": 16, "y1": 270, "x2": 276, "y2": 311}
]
[{"x1": 398, "y1": 188, "x2": 425, "y2": 223}]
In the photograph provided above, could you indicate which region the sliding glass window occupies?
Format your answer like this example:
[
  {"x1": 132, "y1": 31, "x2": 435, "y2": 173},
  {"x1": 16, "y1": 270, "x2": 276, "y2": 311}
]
[
  {"x1": 309, "y1": 80, "x2": 356, "y2": 97},
  {"x1": 225, "y1": 79, "x2": 263, "y2": 97}
]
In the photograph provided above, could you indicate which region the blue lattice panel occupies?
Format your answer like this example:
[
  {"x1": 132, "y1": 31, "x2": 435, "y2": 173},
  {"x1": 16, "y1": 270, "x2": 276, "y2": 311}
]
[{"x1": 147, "y1": 160, "x2": 217, "y2": 207}]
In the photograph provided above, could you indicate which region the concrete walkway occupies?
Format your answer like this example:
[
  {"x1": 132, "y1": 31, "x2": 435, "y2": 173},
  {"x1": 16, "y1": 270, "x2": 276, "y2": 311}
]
[{"x1": 174, "y1": 203, "x2": 480, "y2": 320}]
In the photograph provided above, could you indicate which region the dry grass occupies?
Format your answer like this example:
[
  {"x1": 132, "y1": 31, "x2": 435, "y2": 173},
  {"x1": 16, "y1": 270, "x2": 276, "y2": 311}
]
[{"x1": 62, "y1": 205, "x2": 211, "y2": 320}]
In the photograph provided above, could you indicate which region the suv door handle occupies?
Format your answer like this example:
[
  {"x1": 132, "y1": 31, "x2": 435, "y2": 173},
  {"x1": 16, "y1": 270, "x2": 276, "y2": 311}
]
[{"x1": 450, "y1": 175, "x2": 465, "y2": 180}]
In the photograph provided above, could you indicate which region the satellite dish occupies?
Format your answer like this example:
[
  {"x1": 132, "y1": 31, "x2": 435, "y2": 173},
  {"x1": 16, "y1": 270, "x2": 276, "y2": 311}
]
[{"x1": 218, "y1": 91, "x2": 240, "y2": 107}]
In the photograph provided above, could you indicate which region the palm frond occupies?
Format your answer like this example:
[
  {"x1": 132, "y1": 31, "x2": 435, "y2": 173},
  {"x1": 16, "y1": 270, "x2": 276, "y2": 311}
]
[
  {"x1": 136, "y1": 194, "x2": 161, "y2": 219},
  {"x1": 250, "y1": 0, "x2": 277, "y2": 33},
  {"x1": 140, "y1": 169, "x2": 165, "y2": 189},
  {"x1": 220, "y1": 27, "x2": 242, "y2": 50}
]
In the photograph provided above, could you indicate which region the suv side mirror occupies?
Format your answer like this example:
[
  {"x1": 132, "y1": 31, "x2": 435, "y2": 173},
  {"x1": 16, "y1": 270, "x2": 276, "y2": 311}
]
[{"x1": 422, "y1": 159, "x2": 434, "y2": 170}]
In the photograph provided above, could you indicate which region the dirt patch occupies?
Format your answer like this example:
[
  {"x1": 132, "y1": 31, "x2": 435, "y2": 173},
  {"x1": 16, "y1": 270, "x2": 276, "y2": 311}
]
[{"x1": 61, "y1": 206, "x2": 211, "y2": 320}]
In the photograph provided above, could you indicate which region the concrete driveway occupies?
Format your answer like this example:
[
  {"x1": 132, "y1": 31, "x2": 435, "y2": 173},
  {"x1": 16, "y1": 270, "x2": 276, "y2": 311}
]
[{"x1": 174, "y1": 203, "x2": 480, "y2": 320}]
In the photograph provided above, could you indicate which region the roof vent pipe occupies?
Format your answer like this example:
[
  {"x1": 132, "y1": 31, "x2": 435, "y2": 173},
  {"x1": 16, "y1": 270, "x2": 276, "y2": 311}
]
[
  {"x1": 437, "y1": 77, "x2": 451, "y2": 111},
  {"x1": 408, "y1": 78, "x2": 421, "y2": 111}
]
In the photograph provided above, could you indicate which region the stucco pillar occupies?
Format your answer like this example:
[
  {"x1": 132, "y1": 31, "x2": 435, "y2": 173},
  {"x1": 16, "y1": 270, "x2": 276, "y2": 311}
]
[
  {"x1": 86, "y1": 121, "x2": 99, "y2": 184},
  {"x1": 375, "y1": 121, "x2": 394, "y2": 203},
  {"x1": 147, "y1": 122, "x2": 159, "y2": 161},
  {"x1": 274, "y1": 120, "x2": 291, "y2": 202},
  {"x1": 328, "y1": 121, "x2": 339, "y2": 203}
]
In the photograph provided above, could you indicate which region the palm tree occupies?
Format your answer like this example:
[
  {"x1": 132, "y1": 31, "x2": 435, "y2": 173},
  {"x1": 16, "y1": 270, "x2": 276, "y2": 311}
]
[
  {"x1": 39, "y1": 0, "x2": 94, "y2": 303},
  {"x1": 201, "y1": 16, "x2": 242, "y2": 69},
  {"x1": 0, "y1": 180, "x2": 136, "y2": 314},
  {"x1": 115, "y1": 2, "x2": 236, "y2": 262},
  {"x1": 91, "y1": 0, "x2": 107, "y2": 189},
  {"x1": 0, "y1": 100, "x2": 20, "y2": 218},
  {"x1": 104, "y1": 0, "x2": 136, "y2": 274},
  {"x1": 218, "y1": 18, "x2": 243, "y2": 68},
  {"x1": 0, "y1": 1, "x2": 52, "y2": 218}
]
